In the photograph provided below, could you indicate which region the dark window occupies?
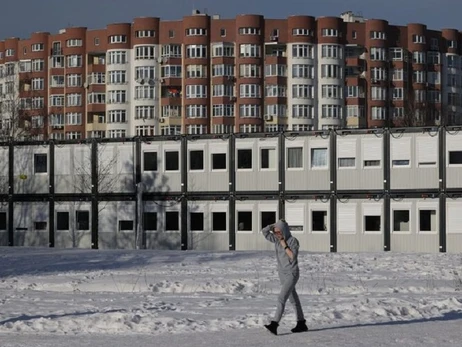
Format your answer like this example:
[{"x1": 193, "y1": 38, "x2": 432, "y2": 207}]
[
  {"x1": 165, "y1": 151, "x2": 179, "y2": 171},
  {"x1": 190, "y1": 212, "x2": 204, "y2": 231},
  {"x1": 143, "y1": 212, "x2": 157, "y2": 231},
  {"x1": 393, "y1": 210, "x2": 410, "y2": 232},
  {"x1": 220, "y1": 28, "x2": 226, "y2": 37},
  {"x1": 312, "y1": 211, "x2": 327, "y2": 231},
  {"x1": 237, "y1": 211, "x2": 252, "y2": 231},
  {"x1": 119, "y1": 220, "x2": 134, "y2": 231},
  {"x1": 56, "y1": 212, "x2": 69, "y2": 230},
  {"x1": 365, "y1": 215, "x2": 381, "y2": 232},
  {"x1": 76, "y1": 210, "x2": 90, "y2": 230},
  {"x1": 144, "y1": 152, "x2": 157, "y2": 171},
  {"x1": 261, "y1": 211, "x2": 276, "y2": 228},
  {"x1": 34, "y1": 153, "x2": 47, "y2": 173},
  {"x1": 237, "y1": 149, "x2": 252, "y2": 169},
  {"x1": 35, "y1": 221, "x2": 47, "y2": 230},
  {"x1": 0, "y1": 212, "x2": 6, "y2": 230},
  {"x1": 212, "y1": 212, "x2": 227, "y2": 231},
  {"x1": 166, "y1": 211, "x2": 179, "y2": 230},
  {"x1": 169, "y1": 30, "x2": 175, "y2": 38},
  {"x1": 261, "y1": 148, "x2": 276, "y2": 169},
  {"x1": 212, "y1": 153, "x2": 226, "y2": 170},
  {"x1": 449, "y1": 151, "x2": 462, "y2": 164},
  {"x1": 420, "y1": 210, "x2": 436, "y2": 231},
  {"x1": 190, "y1": 150, "x2": 204, "y2": 170}
]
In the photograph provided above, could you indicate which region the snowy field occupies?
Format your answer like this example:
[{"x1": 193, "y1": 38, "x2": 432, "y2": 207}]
[{"x1": 1, "y1": 247, "x2": 462, "y2": 347}]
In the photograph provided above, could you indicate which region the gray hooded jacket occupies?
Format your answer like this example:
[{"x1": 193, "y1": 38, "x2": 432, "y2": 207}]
[{"x1": 262, "y1": 219, "x2": 300, "y2": 274}]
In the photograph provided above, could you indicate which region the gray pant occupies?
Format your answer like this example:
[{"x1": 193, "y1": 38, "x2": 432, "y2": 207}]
[{"x1": 273, "y1": 271, "x2": 305, "y2": 323}]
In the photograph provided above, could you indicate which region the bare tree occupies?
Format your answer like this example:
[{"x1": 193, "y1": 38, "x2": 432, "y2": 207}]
[{"x1": 394, "y1": 88, "x2": 441, "y2": 127}]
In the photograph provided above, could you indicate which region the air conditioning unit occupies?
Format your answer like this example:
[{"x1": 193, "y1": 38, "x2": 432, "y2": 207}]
[
  {"x1": 83, "y1": 82, "x2": 89, "y2": 89},
  {"x1": 159, "y1": 118, "x2": 166, "y2": 123},
  {"x1": 160, "y1": 78, "x2": 165, "y2": 83},
  {"x1": 264, "y1": 115, "x2": 273, "y2": 121}
]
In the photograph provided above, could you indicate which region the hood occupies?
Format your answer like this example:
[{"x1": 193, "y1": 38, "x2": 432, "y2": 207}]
[{"x1": 274, "y1": 219, "x2": 292, "y2": 240}]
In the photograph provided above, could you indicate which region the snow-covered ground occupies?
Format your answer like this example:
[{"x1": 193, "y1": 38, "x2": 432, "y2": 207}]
[{"x1": 1, "y1": 247, "x2": 462, "y2": 346}]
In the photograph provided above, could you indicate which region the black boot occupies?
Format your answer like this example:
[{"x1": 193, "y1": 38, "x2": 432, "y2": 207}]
[
  {"x1": 264, "y1": 321, "x2": 279, "y2": 335},
  {"x1": 291, "y1": 319, "x2": 308, "y2": 333}
]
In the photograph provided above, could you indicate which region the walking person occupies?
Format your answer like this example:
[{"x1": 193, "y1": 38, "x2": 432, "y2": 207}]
[{"x1": 262, "y1": 219, "x2": 308, "y2": 335}]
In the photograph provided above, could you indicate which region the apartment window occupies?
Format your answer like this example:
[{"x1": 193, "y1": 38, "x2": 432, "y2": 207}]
[
  {"x1": 347, "y1": 105, "x2": 363, "y2": 118},
  {"x1": 212, "y1": 104, "x2": 234, "y2": 117},
  {"x1": 412, "y1": 34, "x2": 426, "y2": 44},
  {"x1": 212, "y1": 64, "x2": 234, "y2": 77},
  {"x1": 186, "y1": 85, "x2": 207, "y2": 98},
  {"x1": 108, "y1": 70, "x2": 127, "y2": 84},
  {"x1": 108, "y1": 51, "x2": 127, "y2": 64},
  {"x1": 135, "y1": 30, "x2": 155, "y2": 38},
  {"x1": 109, "y1": 35, "x2": 127, "y2": 44},
  {"x1": 213, "y1": 84, "x2": 234, "y2": 97},
  {"x1": 322, "y1": 85, "x2": 342, "y2": 99},
  {"x1": 293, "y1": 84, "x2": 314, "y2": 98},
  {"x1": 189, "y1": 150, "x2": 204, "y2": 170},
  {"x1": 287, "y1": 147, "x2": 302, "y2": 168},
  {"x1": 239, "y1": 27, "x2": 261, "y2": 35},
  {"x1": 135, "y1": 46, "x2": 155, "y2": 59},
  {"x1": 32, "y1": 97, "x2": 44, "y2": 109},
  {"x1": 107, "y1": 90, "x2": 127, "y2": 104},
  {"x1": 413, "y1": 51, "x2": 426, "y2": 64},
  {"x1": 50, "y1": 95, "x2": 65, "y2": 107},
  {"x1": 220, "y1": 29, "x2": 226, "y2": 37},
  {"x1": 212, "y1": 43, "x2": 234, "y2": 57},
  {"x1": 237, "y1": 149, "x2": 252, "y2": 169},
  {"x1": 239, "y1": 64, "x2": 260, "y2": 77},
  {"x1": 137, "y1": 66, "x2": 156, "y2": 79},
  {"x1": 239, "y1": 124, "x2": 261, "y2": 133},
  {"x1": 186, "y1": 28, "x2": 207, "y2": 36},
  {"x1": 291, "y1": 124, "x2": 313, "y2": 132},
  {"x1": 186, "y1": 45, "x2": 207, "y2": 58},
  {"x1": 34, "y1": 154, "x2": 47, "y2": 173},
  {"x1": 427, "y1": 52, "x2": 440, "y2": 65},
  {"x1": 186, "y1": 125, "x2": 207, "y2": 135},
  {"x1": 346, "y1": 85, "x2": 359, "y2": 98},
  {"x1": 370, "y1": 31, "x2": 386, "y2": 40},
  {"x1": 240, "y1": 84, "x2": 261, "y2": 98},
  {"x1": 108, "y1": 130, "x2": 126, "y2": 138},
  {"x1": 161, "y1": 105, "x2": 180, "y2": 118},
  {"x1": 31, "y1": 78, "x2": 44, "y2": 91},
  {"x1": 292, "y1": 64, "x2": 314, "y2": 78},
  {"x1": 88, "y1": 72, "x2": 105, "y2": 84},
  {"x1": 144, "y1": 152, "x2": 158, "y2": 171},
  {"x1": 31, "y1": 43, "x2": 44, "y2": 52},
  {"x1": 392, "y1": 107, "x2": 404, "y2": 119},
  {"x1": 165, "y1": 151, "x2": 179, "y2": 171},
  {"x1": 186, "y1": 105, "x2": 207, "y2": 118},
  {"x1": 321, "y1": 45, "x2": 343, "y2": 59},
  {"x1": 66, "y1": 55, "x2": 82, "y2": 67},
  {"x1": 136, "y1": 126, "x2": 155, "y2": 137},
  {"x1": 311, "y1": 148, "x2": 328, "y2": 168},
  {"x1": 292, "y1": 28, "x2": 313, "y2": 36},
  {"x1": 19, "y1": 60, "x2": 32, "y2": 72},
  {"x1": 371, "y1": 67, "x2": 387, "y2": 81},
  {"x1": 292, "y1": 105, "x2": 313, "y2": 119},
  {"x1": 87, "y1": 93, "x2": 105, "y2": 104},
  {"x1": 265, "y1": 104, "x2": 286, "y2": 117},
  {"x1": 67, "y1": 74, "x2": 82, "y2": 87},
  {"x1": 135, "y1": 85, "x2": 155, "y2": 100},
  {"x1": 448, "y1": 40, "x2": 457, "y2": 49},
  {"x1": 212, "y1": 153, "x2": 226, "y2": 170},
  {"x1": 322, "y1": 28, "x2": 340, "y2": 37},
  {"x1": 265, "y1": 64, "x2": 286, "y2": 77},
  {"x1": 321, "y1": 105, "x2": 342, "y2": 118},
  {"x1": 261, "y1": 148, "x2": 276, "y2": 169},
  {"x1": 32, "y1": 59, "x2": 44, "y2": 71},
  {"x1": 65, "y1": 132, "x2": 81, "y2": 140},
  {"x1": 67, "y1": 39, "x2": 82, "y2": 47},
  {"x1": 50, "y1": 114, "x2": 65, "y2": 126},
  {"x1": 239, "y1": 104, "x2": 261, "y2": 118},
  {"x1": 321, "y1": 64, "x2": 342, "y2": 78},
  {"x1": 187, "y1": 65, "x2": 207, "y2": 78},
  {"x1": 413, "y1": 70, "x2": 426, "y2": 84},
  {"x1": 161, "y1": 44, "x2": 181, "y2": 57},
  {"x1": 392, "y1": 69, "x2": 404, "y2": 81},
  {"x1": 371, "y1": 107, "x2": 386, "y2": 120},
  {"x1": 108, "y1": 110, "x2": 127, "y2": 123},
  {"x1": 370, "y1": 47, "x2": 387, "y2": 61},
  {"x1": 136, "y1": 106, "x2": 155, "y2": 119},
  {"x1": 428, "y1": 72, "x2": 441, "y2": 85},
  {"x1": 143, "y1": 152, "x2": 157, "y2": 171},
  {"x1": 392, "y1": 88, "x2": 404, "y2": 100},
  {"x1": 239, "y1": 44, "x2": 261, "y2": 58},
  {"x1": 292, "y1": 44, "x2": 314, "y2": 58},
  {"x1": 371, "y1": 87, "x2": 387, "y2": 100},
  {"x1": 66, "y1": 112, "x2": 82, "y2": 125},
  {"x1": 265, "y1": 85, "x2": 286, "y2": 97},
  {"x1": 5, "y1": 49, "x2": 15, "y2": 57},
  {"x1": 66, "y1": 93, "x2": 82, "y2": 107}
]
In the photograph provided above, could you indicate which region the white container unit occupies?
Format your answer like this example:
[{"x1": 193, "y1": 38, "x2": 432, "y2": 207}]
[
  {"x1": 187, "y1": 139, "x2": 229, "y2": 192},
  {"x1": 235, "y1": 200, "x2": 279, "y2": 251},
  {"x1": 55, "y1": 144, "x2": 91, "y2": 194},
  {"x1": 285, "y1": 136, "x2": 330, "y2": 191},
  {"x1": 446, "y1": 198, "x2": 462, "y2": 253},
  {"x1": 446, "y1": 131, "x2": 462, "y2": 189},
  {"x1": 54, "y1": 202, "x2": 92, "y2": 248},
  {"x1": 337, "y1": 134, "x2": 383, "y2": 191},
  {"x1": 13, "y1": 202, "x2": 49, "y2": 247},
  {"x1": 187, "y1": 201, "x2": 229, "y2": 251},
  {"x1": 337, "y1": 200, "x2": 384, "y2": 252},
  {"x1": 99, "y1": 201, "x2": 137, "y2": 249},
  {"x1": 235, "y1": 137, "x2": 279, "y2": 192},
  {"x1": 285, "y1": 199, "x2": 331, "y2": 252},
  {"x1": 390, "y1": 198, "x2": 439, "y2": 253},
  {"x1": 390, "y1": 132, "x2": 439, "y2": 190},
  {"x1": 141, "y1": 140, "x2": 182, "y2": 193},
  {"x1": 14, "y1": 146, "x2": 49, "y2": 194},
  {"x1": 144, "y1": 200, "x2": 182, "y2": 250},
  {"x1": 98, "y1": 143, "x2": 135, "y2": 193}
]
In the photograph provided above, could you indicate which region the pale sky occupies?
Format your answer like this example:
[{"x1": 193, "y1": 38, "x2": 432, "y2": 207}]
[{"x1": 0, "y1": 0, "x2": 457, "y2": 39}]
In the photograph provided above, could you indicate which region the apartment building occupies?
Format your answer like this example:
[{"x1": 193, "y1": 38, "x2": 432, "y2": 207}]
[{"x1": 1, "y1": 10, "x2": 462, "y2": 140}]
